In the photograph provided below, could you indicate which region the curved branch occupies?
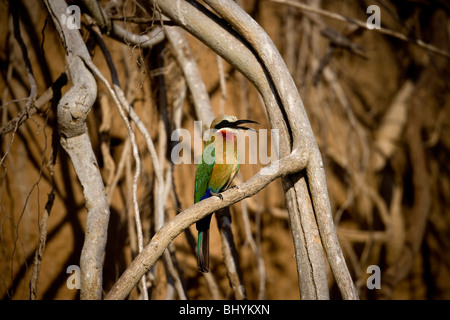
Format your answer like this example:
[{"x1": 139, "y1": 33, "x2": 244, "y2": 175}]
[
  {"x1": 105, "y1": 150, "x2": 308, "y2": 299},
  {"x1": 132, "y1": 0, "x2": 358, "y2": 300},
  {"x1": 203, "y1": 0, "x2": 334, "y2": 299},
  {"x1": 202, "y1": 0, "x2": 358, "y2": 299},
  {"x1": 83, "y1": 0, "x2": 165, "y2": 49},
  {"x1": 43, "y1": 0, "x2": 108, "y2": 300},
  {"x1": 110, "y1": 24, "x2": 165, "y2": 48},
  {"x1": 204, "y1": 0, "x2": 314, "y2": 151},
  {"x1": 164, "y1": 26, "x2": 214, "y2": 127}
]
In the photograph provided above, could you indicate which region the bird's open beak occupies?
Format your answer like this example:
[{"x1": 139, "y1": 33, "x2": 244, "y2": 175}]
[{"x1": 232, "y1": 119, "x2": 259, "y2": 131}]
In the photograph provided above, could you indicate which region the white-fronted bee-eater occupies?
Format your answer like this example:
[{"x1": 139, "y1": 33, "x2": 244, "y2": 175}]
[{"x1": 194, "y1": 114, "x2": 258, "y2": 273}]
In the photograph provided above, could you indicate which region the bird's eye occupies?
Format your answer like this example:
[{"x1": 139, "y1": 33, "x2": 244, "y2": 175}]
[{"x1": 215, "y1": 120, "x2": 229, "y2": 129}]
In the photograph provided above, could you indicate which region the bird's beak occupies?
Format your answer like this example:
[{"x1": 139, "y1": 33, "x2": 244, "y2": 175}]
[{"x1": 232, "y1": 119, "x2": 259, "y2": 131}]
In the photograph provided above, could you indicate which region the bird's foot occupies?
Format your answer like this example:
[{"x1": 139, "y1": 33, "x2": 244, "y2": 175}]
[{"x1": 210, "y1": 191, "x2": 223, "y2": 200}]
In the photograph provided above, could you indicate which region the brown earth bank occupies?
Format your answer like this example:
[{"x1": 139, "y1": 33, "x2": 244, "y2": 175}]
[{"x1": 1, "y1": 0, "x2": 449, "y2": 300}]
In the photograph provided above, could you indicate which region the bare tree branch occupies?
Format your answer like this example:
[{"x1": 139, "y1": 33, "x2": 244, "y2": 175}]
[
  {"x1": 111, "y1": 24, "x2": 165, "y2": 48},
  {"x1": 200, "y1": 0, "x2": 357, "y2": 299},
  {"x1": 0, "y1": 1, "x2": 39, "y2": 169},
  {"x1": 164, "y1": 26, "x2": 214, "y2": 127},
  {"x1": 267, "y1": 0, "x2": 450, "y2": 59},
  {"x1": 216, "y1": 207, "x2": 246, "y2": 300},
  {"x1": 113, "y1": 0, "x2": 359, "y2": 300},
  {"x1": 0, "y1": 73, "x2": 68, "y2": 138},
  {"x1": 105, "y1": 149, "x2": 308, "y2": 300},
  {"x1": 43, "y1": 0, "x2": 108, "y2": 300},
  {"x1": 2, "y1": 0, "x2": 448, "y2": 302},
  {"x1": 201, "y1": 0, "x2": 332, "y2": 299}
]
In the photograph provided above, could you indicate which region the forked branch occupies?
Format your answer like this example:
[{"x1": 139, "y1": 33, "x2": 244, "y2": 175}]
[{"x1": 130, "y1": 0, "x2": 358, "y2": 300}]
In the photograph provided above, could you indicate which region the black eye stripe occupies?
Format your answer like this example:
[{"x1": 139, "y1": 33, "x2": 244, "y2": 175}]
[{"x1": 214, "y1": 120, "x2": 230, "y2": 129}]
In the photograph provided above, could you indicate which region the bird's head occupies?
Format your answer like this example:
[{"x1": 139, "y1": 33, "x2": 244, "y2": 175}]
[{"x1": 210, "y1": 115, "x2": 259, "y2": 138}]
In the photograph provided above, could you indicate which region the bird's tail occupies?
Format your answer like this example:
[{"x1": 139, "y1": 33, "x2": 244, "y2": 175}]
[{"x1": 197, "y1": 229, "x2": 210, "y2": 273}]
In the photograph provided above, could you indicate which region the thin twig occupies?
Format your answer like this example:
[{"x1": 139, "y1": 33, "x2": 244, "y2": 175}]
[
  {"x1": 11, "y1": 1, "x2": 37, "y2": 108},
  {"x1": 266, "y1": 0, "x2": 450, "y2": 59},
  {"x1": 216, "y1": 55, "x2": 227, "y2": 114},
  {"x1": 0, "y1": 73, "x2": 68, "y2": 139},
  {"x1": 110, "y1": 16, "x2": 177, "y2": 25},
  {"x1": 216, "y1": 207, "x2": 246, "y2": 300},
  {"x1": 29, "y1": 188, "x2": 54, "y2": 299},
  {"x1": 79, "y1": 55, "x2": 147, "y2": 299},
  {"x1": 86, "y1": 19, "x2": 167, "y2": 298},
  {"x1": 111, "y1": 24, "x2": 165, "y2": 48},
  {"x1": 98, "y1": 93, "x2": 116, "y2": 190},
  {"x1": 1, "y1": 3, "x2": 38, "y2": 169},
  {"x1": 164, "y1": 26, "x2": 215, "y2": 128},
  {"x1": 240, "y1": 199, "x2": 266, "y2": 299},
  {"x1": 162, "y1": 244, "x2": 188, "y2": 299}
]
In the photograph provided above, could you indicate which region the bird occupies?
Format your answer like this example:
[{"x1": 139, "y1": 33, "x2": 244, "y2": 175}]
[{"x1": 194, "y1": 114, "x2": 258, "y2": 273}]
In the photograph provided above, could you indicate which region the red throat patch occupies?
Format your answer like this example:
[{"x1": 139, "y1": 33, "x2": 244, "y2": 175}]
[{"x1": 220, "y1": 129, "x2": 236, "y2": 140}]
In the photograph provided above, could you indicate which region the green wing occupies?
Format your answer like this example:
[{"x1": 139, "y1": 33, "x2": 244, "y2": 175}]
[{"x1": 194, "y1": 142, "x2": 216, "y2": 203}]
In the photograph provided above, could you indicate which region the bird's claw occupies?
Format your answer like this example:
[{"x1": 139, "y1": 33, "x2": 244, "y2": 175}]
[{"x1": 210, "y1": 191, "x2": 223, "y2": 200}]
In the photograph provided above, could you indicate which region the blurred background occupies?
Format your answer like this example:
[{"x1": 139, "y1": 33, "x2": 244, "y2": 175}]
[{"x1": 1, "y1": 0, "x2": 449, "y2": 299}]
